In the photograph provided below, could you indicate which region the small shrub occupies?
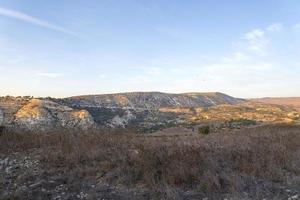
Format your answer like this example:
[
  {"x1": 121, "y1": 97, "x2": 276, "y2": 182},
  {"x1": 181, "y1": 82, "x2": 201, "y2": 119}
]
[
  {"x1": 198, "y1": 125, "x2": 210, "y2": 135},
  {"x1": 0, "y1": 126, "x2": 5, "y2": 133}
]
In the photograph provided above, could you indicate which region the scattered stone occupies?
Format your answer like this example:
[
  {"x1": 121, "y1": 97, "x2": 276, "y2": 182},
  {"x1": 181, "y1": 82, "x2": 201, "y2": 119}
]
[
  {"x1": 3, "y1": 157, "x2": 9, "y2": 166},
  {"x1": 291, "y1": 194, "x2": 299, "y2": 199},
  {"x1": 29, "y1": 179, "x2": 46, "y2": 189},
  {"x1": 77, "y1": 191, "x2": 88, "y2": 199}
]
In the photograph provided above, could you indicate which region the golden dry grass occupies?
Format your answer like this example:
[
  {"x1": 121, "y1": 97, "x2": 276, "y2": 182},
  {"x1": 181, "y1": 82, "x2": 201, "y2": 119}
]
[{"x1": 0, "y1": 125, "x2": 299, "y2": 195}]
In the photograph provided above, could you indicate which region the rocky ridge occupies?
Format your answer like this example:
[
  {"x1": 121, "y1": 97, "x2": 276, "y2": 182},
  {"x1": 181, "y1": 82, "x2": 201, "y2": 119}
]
[
  {"x1": 0, "y1": 92, "x2": 243, "y2": 131},
  {"x1": 63, "y1": 92, "x2": 242, "y2": 109},
  {"x1": 0, "y1": 92, "x2": 299, "y2": 131}
]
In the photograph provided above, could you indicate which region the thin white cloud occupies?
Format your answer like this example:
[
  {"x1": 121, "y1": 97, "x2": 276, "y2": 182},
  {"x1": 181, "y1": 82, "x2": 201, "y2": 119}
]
[
  {"x1": 191, "y1": 24, "x2": 279, "y2": 96},
  {"x1": 124, "y1": 23, "x2": 280, "y2": 95},
  {"x1": 266, "y1": 23, "x2": 283, "y2": 32},
  {"x1": 293, "y1": 23, "x2": 300, "y2": 30},
  {"x1": 243, "y1": 29, "x2": 265, "y2": 41},
  {"x1": 37, "y1": 72, "x2": 63, "y2": 78},
  {"x1": 241, "y1": 23, "x2": 283, "y2": 55},
  {"x1": 0, "y1": 6, "x2": 76, "y2": 36},
  {"x1": 243, "y1": 29, "x2": 269, "y2": 55}
]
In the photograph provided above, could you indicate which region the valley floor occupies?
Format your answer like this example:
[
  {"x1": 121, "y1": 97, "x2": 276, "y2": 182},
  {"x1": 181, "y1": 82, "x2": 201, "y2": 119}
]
[{"x1": 0, "y1": 125, "x2": 300, "y2": 200}]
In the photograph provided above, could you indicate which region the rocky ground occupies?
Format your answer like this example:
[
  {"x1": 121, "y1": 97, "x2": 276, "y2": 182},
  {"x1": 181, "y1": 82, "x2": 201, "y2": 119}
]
[{"x1": 1, "y1": 151, "x2": 299, "y2": 200}]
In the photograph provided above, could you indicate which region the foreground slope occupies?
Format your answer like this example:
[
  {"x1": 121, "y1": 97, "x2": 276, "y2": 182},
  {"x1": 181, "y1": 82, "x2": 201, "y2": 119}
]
[{"x1": 1, "y1": 125, "x2": 299, "y2": 199}]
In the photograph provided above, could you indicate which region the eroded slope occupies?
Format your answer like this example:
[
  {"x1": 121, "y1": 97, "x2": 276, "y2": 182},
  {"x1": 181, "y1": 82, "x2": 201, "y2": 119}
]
[{"x1": 14, "y1": 99, "x2": 94, "y2": 130}]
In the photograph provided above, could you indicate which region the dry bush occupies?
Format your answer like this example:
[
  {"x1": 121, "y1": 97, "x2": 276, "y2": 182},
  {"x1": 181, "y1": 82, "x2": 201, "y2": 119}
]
[
  {"x1": 198, "y1": 125, "x2": 210, "y2": 135},
  {"x1": 1, "y1": 124, "x2": 299, "y2": 194}
]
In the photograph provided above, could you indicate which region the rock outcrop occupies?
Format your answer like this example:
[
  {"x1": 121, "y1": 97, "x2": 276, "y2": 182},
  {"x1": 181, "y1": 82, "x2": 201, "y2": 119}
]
[
  {"x1": 0, "y1": 96, "x2": 30, "y2": 125},
  {"x1": 14, "y1": 99, "x2": 94, "y2": 130},
  {"x1": 108, "y1": 110, "x2": 136, "y2": 127}
]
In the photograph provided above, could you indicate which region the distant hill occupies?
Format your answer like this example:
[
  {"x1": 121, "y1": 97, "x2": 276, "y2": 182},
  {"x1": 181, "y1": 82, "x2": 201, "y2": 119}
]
[
  {"x1": 1, "y1": 92, "x2": 299, "y2": 131},
  {"x1": 62, "y1": 92, "x2": 243, "y2": 109},
  {"x1": 0, "y1": 92, "x2": 243, "y2": 130},
  {"x1": 252, "y1": 97, "x2": 300, "y2": 111}
]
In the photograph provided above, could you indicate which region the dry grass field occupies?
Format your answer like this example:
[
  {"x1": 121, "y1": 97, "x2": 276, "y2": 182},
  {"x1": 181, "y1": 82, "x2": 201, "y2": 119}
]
[{"x1": 0, "y1": 125, "x2": 300, "y2": 199}]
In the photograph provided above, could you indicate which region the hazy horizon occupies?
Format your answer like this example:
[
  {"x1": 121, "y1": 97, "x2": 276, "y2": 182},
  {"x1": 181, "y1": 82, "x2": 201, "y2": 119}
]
[{"x1": 1, "y1": 0, "x2": 300, "y2": 98}]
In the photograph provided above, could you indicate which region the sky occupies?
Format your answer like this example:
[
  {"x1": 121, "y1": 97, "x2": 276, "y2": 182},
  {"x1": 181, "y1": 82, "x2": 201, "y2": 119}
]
[{"x1": 0, "y1": 0, "x2": 300, "y2": 98}]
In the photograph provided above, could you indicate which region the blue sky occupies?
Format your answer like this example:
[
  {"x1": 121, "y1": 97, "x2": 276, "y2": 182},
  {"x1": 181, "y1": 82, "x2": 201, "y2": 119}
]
[{"x1": 0, "y1": 0, "x2": 300, "y2": 98}]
